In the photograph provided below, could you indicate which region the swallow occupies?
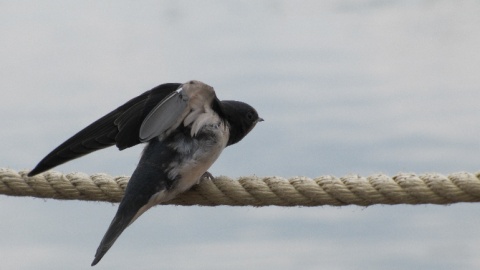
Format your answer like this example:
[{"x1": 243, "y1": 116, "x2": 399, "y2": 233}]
[{"x1": 27, "y1": 80, "x2": 262, "y2": 266}]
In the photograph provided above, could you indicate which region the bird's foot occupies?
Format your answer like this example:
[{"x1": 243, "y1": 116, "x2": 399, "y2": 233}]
[
  {"x1": 201, "y1": 171, "x2": 214, "y2": 181},
  {"x1": 195, "y1": 171, "x2": 214, "y2": 185}
]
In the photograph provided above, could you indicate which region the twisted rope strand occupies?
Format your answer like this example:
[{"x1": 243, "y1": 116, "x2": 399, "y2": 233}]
[{"x1": 1, "y1": 168, "x2": 480, "y2": 206}]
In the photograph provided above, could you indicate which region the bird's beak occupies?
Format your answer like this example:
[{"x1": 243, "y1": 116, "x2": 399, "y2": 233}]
[{"x1": 257, "y1": 117, "x2": 264, "y2": 123}]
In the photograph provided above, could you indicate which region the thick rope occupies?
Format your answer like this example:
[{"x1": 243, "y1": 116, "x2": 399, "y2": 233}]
[{"x1": 1, "y1": 168, "x2": 480, "y2": 206}]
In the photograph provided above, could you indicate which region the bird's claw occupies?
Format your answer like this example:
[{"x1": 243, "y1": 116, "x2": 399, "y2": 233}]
[{"x1": 201, "y1": 171, "x2": 214, "y2": 180}]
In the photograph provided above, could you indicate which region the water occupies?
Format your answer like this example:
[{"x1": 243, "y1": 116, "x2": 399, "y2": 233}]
[{"x1": 1, "y1": 1, "x2": 480, "y2": 269}]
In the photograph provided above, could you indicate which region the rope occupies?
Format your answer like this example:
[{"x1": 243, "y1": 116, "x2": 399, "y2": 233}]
[{"x1": 1, "y1": 168, "x2": 480, "y2": 206}]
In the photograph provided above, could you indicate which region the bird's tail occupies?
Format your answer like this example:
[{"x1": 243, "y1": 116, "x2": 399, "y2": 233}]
[
  {"x1": 91, "y1": 139, "x2": 173, "y2": 266},
  {"x1": 91, "y1": 209, "x2": 134, "y2": 266}
]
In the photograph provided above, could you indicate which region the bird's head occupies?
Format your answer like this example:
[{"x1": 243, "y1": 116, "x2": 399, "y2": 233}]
[{"x1": 220, "y1": 100, "x2": 263, "y2": 146}]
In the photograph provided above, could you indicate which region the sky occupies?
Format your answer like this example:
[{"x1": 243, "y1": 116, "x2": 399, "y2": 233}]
[{"x1": 2, "y1": 1, "x2": 480, "y2": 269}]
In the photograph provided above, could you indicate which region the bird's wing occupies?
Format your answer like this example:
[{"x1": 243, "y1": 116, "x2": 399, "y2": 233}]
[
  {"x1": 138, "y1": 80, "x2": 218, "y2": 141},
  {"x1": 138, "y1": 91, "x2": 189, "y2": 142},
  {"x1": 28, "y1": 83, "x2": 182, "y2": 176}
]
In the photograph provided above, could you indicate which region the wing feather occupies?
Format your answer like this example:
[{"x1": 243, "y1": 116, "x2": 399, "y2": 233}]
[
  {"x1": 28, "y1": 83, "x2": 182, "y2": 176},
  {"x1": 138, "y1": 90, "x2": 189, "y2": 142}
]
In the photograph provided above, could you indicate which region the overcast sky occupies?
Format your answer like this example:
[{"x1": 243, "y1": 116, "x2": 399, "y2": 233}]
[{"x1": 2, "y1": 1, "x2": 480, "y2": 270}]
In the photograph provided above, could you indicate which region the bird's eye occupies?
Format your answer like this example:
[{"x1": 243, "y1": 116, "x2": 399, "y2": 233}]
[{"x1": 246, "y1": 111, "x2": 254, "y2": 120}]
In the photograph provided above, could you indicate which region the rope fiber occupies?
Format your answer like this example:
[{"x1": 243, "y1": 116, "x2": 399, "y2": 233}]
[{"x1": 1, "y1": 168, "x2": 480, "y2": 206}]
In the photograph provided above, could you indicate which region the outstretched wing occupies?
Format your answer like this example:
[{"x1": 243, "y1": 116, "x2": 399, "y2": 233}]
[{"x1": 28, "y1": 83, "x2": 182, "y2": 176}]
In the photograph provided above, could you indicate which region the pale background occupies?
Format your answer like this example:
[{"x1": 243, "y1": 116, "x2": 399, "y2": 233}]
[{"x1": 2, "y1": 1, "x2": 480, "y2": 269}]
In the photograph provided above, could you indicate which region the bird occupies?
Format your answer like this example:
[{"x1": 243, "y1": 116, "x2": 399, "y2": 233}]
[{"x1": 27, "y1": 80, "x2": 263, "y2": 266}]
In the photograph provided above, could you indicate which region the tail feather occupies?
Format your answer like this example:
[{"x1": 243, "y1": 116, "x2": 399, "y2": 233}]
[
  {"x1": 91, "y1": 140, "x2": 173, "y2": 266},
  {"x1": 91, "y1": 213, "x2": 133, "y2": 266}
]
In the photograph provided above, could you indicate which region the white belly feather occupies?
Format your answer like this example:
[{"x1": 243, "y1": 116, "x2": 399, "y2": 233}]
[{"x1": 151, "y1": 113, "x2": 228, "y2": 204}]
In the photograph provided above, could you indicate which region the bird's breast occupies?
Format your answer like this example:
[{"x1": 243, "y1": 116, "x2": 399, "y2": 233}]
[{"x1": 164, "y1": 119, "x2": 229, "y2": 195}]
